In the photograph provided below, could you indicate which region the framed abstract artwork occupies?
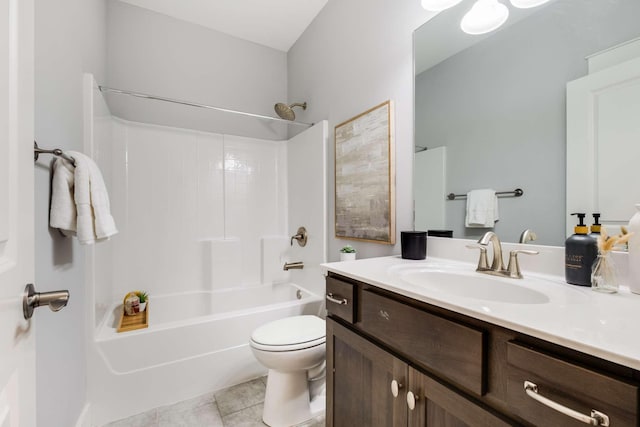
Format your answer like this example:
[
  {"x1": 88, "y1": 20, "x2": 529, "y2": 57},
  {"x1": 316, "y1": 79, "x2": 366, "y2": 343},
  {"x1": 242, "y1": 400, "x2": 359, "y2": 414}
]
[{"x1": 335, "y1": 100, "x2": 395, "y2": 244}]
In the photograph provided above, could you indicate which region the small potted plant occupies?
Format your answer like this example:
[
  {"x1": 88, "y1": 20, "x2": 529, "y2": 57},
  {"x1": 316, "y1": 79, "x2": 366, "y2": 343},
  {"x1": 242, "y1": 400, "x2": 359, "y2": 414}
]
[
  {"x1": 136, "y1": 291, "x2": 149, "y2": 312},
  {"x1": 339, "y1": 245, "x2": 356, "y2": 261}
]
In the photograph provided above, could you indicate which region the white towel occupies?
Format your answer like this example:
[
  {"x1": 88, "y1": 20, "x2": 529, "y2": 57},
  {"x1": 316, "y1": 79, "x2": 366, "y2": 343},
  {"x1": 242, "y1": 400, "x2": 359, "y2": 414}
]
[
  {"x1": 465, "y1": 189, "x2": 499, "y2": 228},
  {"x1": 49, "y1": 151, "x2": 118, "y2": 244}
]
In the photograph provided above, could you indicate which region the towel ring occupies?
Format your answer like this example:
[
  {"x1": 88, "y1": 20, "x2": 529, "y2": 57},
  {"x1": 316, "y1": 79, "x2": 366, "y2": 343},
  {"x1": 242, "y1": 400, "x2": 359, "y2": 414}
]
[{"x1": 34, "y1": 141, "x2": 76, "y2": 167}]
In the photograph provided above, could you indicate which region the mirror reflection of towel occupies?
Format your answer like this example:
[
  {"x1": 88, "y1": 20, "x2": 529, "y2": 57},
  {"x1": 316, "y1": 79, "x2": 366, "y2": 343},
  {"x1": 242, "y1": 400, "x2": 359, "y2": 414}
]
[{"x1": 465, "y1": 189, "x2": 499, "y2": 228}]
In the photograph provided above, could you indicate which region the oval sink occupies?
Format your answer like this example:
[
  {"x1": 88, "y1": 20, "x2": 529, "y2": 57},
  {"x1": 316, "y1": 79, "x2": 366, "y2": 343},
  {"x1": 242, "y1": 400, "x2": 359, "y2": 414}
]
[{"x1": 398, "y1": 270, "x2": 550, "y2": 304}]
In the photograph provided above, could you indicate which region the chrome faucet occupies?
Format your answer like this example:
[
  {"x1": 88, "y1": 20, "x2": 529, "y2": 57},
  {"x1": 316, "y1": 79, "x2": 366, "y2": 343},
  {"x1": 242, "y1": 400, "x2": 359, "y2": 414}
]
[
  {"x1": 477, "y1": 231, "x2": 505, "y2": 272},
  {"x1": 283, "y1": 261, "x2": 304, "y2": 271},
  {"x1": 519, "y1": 229, "x2": 537, "y2": 244},
  {"x1": 467, "y1": 231, "x2": 538, "y2": 279}
]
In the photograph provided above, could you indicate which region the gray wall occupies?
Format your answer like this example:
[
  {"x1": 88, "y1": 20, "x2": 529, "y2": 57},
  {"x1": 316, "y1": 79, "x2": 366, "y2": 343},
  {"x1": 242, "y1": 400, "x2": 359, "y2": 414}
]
[
  {"x1": 415, "y1": 0, "x2": 640, "y2": 245},
  {"x1": 106, "y1": 1, "x2": 289, "y2": 140},
  {"x1": 287, "y1": 0, "x2": 431, "y2": 260},
  {"x1": 34, "y1": 0, "x2": 107, "y2": 426}
]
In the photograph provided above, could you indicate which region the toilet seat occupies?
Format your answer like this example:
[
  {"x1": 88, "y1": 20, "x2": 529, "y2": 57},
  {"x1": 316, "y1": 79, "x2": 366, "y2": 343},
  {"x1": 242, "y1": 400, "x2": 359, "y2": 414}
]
[
  {"x1": 250, "y1": 338, "x2": 325, "y2": 352},
  {"x1": 250, "y1": 315, "x2": 326, "y2": 352}
]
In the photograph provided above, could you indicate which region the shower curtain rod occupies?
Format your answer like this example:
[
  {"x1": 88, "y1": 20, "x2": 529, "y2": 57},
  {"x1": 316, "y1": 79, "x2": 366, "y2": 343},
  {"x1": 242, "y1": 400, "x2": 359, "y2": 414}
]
[{"x1": 98, "y1": 86, "x2": 313, "y2": 127}]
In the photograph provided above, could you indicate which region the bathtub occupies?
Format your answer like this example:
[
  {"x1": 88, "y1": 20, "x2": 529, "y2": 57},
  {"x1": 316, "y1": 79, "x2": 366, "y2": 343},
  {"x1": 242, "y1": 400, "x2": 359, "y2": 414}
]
[{"x1": 89, "y1": 282, "x2": 323, "y2": 426}]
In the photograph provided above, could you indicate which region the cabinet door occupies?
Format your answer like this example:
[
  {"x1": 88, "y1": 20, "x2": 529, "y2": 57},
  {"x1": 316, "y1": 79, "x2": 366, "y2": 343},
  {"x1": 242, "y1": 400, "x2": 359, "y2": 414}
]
[
  {"x1": 407, "y1": 367, "x2": 514, "y2": 427},
  {"x1": 327, "y1": 318, "x2": 408, "y2": 427}
]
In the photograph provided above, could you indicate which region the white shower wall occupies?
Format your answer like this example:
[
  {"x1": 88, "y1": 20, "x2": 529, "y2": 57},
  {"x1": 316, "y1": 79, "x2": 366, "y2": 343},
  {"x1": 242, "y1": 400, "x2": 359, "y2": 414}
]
[
  {"x1": 97, "y1": 119, "x2": 289, "y2": 303},
  {"x1": 85, "y1": 75, "x2": 327, "y2": 328},
  {"x1": 286, "y1": 122, "x2": 328, "y2": 301}
]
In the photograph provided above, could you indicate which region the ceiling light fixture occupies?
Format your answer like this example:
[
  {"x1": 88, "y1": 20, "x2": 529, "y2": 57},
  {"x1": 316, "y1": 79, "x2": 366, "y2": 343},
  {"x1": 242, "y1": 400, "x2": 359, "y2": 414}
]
[
  {"x1": 421, "y1": 0, "x2": 464, "y2": 12},
  {"x1": 509, "y1": 0, "x2": 551, "y2": 8},
  {"x1": 460, "y1": 0, "x2": 509, "y2": 35}
]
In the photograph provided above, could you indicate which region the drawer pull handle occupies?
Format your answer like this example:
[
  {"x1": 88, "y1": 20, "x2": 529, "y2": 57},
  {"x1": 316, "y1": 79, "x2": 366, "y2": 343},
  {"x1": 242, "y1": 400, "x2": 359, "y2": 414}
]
[
  {"x1": 326, "y1": 293, "x2": 348, "y2": 305},
  {"x1": 391, "y1": 379, "x2": 403, "y2": 397},
  {"x1": 524, "y1": 381, "x2": 610, "y2": 426},
  {"x1": 406, "y1": 391, "x2": 419, "y2": 410}
]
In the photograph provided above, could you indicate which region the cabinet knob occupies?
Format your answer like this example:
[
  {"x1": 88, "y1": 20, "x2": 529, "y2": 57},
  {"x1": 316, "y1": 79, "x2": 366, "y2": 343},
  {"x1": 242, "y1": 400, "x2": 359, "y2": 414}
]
[
  {"x1": 406, "y1": 390, "x2": 419, "y2": 410},
  {"x1": 390, "y1": 379, "x2": 403, "y2": 397}
]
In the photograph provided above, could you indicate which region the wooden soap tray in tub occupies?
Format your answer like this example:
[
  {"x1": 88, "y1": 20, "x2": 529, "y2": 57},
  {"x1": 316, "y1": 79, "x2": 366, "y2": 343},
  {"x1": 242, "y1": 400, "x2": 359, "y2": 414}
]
[{"x1": 116, "y1": 305, "x2": 149, "y2": 333}]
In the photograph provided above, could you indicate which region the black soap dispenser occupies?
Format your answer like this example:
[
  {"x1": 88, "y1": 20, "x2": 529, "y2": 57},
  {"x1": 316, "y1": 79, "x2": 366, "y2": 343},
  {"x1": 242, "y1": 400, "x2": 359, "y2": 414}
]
[
  {"x1": 565, "y1": 213, "x2": 598, "y2": 286},
  {"x1": 590, "y1": 213, "x2": 602, "y2": 236}
]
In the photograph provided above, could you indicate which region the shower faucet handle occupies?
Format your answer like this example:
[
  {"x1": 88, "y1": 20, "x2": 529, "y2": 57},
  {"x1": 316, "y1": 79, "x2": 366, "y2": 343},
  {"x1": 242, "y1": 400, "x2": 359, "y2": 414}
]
[{"x1": 290, "y1": 226, "x2": 308, "y2": 247}]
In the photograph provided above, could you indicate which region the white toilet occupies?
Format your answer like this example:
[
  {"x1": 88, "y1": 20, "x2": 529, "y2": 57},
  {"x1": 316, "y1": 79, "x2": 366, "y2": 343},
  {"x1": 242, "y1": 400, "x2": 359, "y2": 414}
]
[{"x1": 250, "y1": 315, "x2": 326, "y2": 427}]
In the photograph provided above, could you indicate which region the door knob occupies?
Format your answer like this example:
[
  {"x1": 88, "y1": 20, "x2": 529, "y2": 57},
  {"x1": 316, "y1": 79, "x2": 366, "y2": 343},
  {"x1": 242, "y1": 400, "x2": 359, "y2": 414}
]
[{"x1": 23, "y1": 283, "x2": 70, "y2": 319}]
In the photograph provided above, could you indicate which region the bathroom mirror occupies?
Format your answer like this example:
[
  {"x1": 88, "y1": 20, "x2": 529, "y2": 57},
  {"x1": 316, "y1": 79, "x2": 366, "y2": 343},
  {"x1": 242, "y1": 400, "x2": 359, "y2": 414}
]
[{"x1": 414, "y1": 0, "x2": 640, "y2": 246}]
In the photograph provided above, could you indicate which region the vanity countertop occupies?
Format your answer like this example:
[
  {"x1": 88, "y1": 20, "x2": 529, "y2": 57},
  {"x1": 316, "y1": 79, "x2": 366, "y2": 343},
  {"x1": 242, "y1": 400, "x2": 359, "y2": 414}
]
[{"x1": 321, "y1": 255, "x2": 640, "y2": 371}]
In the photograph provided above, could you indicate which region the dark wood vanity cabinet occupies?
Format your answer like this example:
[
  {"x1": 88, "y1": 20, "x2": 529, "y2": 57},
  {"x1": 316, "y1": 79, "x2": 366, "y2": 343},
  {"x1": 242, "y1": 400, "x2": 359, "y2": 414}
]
[
  {"x1": 327, "y1": 318, "x2": 507, "y2": 427},
  {"x1": 407, "y1": 368, "x2": 512, "y2": 427},
  {"x1": 327, "y1": 318, "x2": 407, "y2": 426},
  {"x1": 325, "y1": 272, "x2": 640, "y2": 427}
]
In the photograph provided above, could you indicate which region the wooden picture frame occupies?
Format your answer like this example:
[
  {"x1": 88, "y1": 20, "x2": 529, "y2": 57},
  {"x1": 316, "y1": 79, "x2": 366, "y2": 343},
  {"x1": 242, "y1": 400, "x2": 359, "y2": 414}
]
[{"x1": 335, "y1": 100, "x2": 395, "y2": 244}]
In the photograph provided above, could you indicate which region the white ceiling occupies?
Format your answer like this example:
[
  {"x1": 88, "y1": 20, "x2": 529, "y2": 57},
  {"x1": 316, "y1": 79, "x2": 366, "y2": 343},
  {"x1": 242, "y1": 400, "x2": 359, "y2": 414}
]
[{"x1": 118, "y1": 0, "x2": 329, "y2": 52}]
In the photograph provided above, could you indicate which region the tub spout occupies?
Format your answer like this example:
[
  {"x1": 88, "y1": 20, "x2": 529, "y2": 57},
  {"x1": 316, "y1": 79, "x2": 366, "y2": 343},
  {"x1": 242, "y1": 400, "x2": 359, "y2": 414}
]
[{"x1": 283, "y1": 261, "x2": 304, "y2": 271}]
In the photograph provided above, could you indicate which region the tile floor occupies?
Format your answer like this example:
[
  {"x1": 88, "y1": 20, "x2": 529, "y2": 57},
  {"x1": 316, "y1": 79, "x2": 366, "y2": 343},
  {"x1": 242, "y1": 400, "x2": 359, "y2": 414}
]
[{"x1": 103, "y1": 377, "x2": 325, "y2": 427}]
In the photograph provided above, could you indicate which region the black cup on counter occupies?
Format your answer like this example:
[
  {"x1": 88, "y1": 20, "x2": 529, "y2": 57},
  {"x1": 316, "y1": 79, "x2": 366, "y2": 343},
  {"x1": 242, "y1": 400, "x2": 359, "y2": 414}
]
[{"x1": 401, "y1": 231, "x2": 427, "y2": 260}]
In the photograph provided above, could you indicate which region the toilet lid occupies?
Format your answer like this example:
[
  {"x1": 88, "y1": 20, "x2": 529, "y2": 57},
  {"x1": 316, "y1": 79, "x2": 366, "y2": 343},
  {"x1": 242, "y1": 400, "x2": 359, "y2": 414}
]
[{"x1": 251, "y1": 315, "x2": 325, "y2": 347}]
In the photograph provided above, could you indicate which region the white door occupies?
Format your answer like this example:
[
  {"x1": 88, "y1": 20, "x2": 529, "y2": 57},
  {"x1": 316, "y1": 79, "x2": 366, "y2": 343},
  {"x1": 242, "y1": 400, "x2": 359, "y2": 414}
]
[
  {"x1": 0, "y1": 0, "x2": 35, "y2": 425},
  {"x1": 567, "y1": 54, "x2": 640, "y2": 236}
]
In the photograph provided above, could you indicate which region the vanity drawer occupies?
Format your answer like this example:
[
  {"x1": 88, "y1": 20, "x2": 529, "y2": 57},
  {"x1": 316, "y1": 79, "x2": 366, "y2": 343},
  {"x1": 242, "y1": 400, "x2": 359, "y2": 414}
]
[
  {"x1": 360, "y1": 289, "x2": 485, "y2": 396},
  {"x1": 507, "y1": 341, "x2": 639, "y2": 427},
  {"x1": 326, "y1": 276, "x2": 356, "y2": 323}
]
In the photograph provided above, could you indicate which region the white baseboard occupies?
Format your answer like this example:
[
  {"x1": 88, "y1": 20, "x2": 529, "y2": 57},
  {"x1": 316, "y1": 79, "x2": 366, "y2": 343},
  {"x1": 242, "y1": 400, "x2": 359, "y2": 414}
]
[{"x1": 74, "y1": 403, "x2": 91, "y2": 427}]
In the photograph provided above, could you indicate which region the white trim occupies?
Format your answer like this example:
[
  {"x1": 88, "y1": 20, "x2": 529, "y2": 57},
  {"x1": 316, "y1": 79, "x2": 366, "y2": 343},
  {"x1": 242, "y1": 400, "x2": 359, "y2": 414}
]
[{"x1": 587, "y1": 37, "x2": 640, "y2": 74}]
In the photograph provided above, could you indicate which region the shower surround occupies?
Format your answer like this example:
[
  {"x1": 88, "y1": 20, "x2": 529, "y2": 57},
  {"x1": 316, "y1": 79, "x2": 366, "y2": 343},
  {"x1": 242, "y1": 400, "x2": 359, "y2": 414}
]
[{"x1": 83, "y1": 75, "x2": 328, "y2": 425}]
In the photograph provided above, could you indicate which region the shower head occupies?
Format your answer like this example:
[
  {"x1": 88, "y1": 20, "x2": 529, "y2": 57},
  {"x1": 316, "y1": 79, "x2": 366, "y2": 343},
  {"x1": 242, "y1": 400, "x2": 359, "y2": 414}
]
[{"x1": 274, "y1": 102, "x2": 307, "y2": 121}]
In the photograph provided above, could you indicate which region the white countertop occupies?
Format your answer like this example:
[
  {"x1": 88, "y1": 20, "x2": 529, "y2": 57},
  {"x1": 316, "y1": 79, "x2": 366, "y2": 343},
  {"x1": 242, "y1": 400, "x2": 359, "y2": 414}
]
[{"x1": 321, "y1": 254, "x2": 640, "y2": 370}]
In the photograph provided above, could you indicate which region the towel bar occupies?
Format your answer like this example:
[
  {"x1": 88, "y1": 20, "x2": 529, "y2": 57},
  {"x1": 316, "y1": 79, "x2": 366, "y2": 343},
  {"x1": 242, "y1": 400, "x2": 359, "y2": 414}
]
[
  {"x1": 34, "y1": 141, "x2": 76, "y2": 167},
  {"x1": 447, "y1": 188, "x2": 523, "y2": 200}
]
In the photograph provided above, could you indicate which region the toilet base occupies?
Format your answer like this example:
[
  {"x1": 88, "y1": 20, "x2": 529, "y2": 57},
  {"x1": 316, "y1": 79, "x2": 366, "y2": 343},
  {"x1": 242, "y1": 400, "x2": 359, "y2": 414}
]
[
  {"x1": 309, "y1": 393, "x2": 326, "y2": 418},
  {"x1": 262, "y1": 369, "x2": 325, "y2": 427}
]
